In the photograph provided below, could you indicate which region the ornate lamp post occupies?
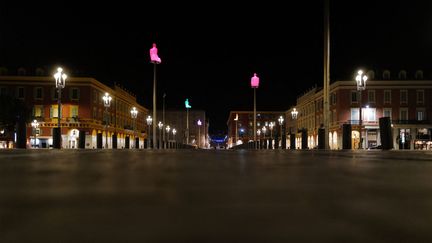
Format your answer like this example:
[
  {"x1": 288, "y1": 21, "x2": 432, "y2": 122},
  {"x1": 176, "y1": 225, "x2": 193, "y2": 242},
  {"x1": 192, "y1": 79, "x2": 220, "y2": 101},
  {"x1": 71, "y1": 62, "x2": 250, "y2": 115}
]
[
  {"x1": 172, "y1": 128, "x2": 177, "y2": 142},
  {"x1": 131, "y1": 107, "x2": 138, "y2": 148},
  {"x1": 251, "y1": 73, "x2": 260, "y2": 141},
  {"x1": 31, "y1": 119, "x2": 39, "y2": 148},
  {"x1": 103, "y1": 93, "x2": 112, "y2": 149},
  {"x1": 150, "y1": 43, "x2": 161, "y2": 150},
  {"x1": 166, "y1": 125, "x2": 171, "y2": 141},
  {"x1": 53, "y1": 67, "x2": 67, "y2": 149},
  {"x1": 146, "y1": 115, "x2": 152, "y2": 149},
  {"x1": 355, "y1": 70, "x2": 368, "y2": 149},
  {"x1": 197, "y1": 119, "x2": 202, "y2": 148},
  {"x1": 185, "y1": 98, "x2": 191, "y2": 144},
  {"x1": 158, "y1": 121, "x2": 163, "y2": 149},
  {"x1": 278, "y1": 115, "x2": 284, "y2": 149},
  {"x1": 234, "y1": 113, "x2": 238, "y2": 145}
]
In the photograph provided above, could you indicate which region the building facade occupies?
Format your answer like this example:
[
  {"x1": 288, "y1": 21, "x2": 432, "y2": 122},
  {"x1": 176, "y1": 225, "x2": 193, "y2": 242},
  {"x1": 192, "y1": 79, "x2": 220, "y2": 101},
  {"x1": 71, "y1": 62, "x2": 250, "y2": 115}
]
[
  {"x1": 0, "y1": 75, "x2": 149, "y2": 149},
  {"x1": 288, "y1": 70, "x2": 432, "y2": 150}
]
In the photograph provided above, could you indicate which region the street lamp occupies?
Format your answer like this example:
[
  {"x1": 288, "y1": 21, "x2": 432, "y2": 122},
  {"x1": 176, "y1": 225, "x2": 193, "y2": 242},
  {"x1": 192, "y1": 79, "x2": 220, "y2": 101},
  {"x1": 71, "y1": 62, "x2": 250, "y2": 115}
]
[
  {"x1": 185, "y1": 98, "x2": 191, "y2": 144},
  {"x1": 197, "y1": 119, "x2": 202, "y2": 148},
  {"x1": 150, "y1": 43, "x2": 161, "y2": 150},
  {"x1": 251, "y1": 73, "x2": 259, "y2": 141},
  {"x1": 146, "y1": 115, "x2": 152, "y2": 149},
  {"x1": 53, "y1": 67, "x2": 67, "y2": 149},
  {"x1": 166, "y1": 125, "x2": 171, "y2": 141},
  {"x1": 355, "y1": 70, "x2": 368, "y2": 149},
  {"x1": 234, "y1": 113, "x2": 238, "y2": 145},
  {"x1": 158, "y1": 121, "x2": 163, "y2": 149},
  {"x1": 278, "y1": 116, "x2": 284, "y2": 148},
  {"x1": 31, "y1": 119, "x2": 39, "y2": 148},
  {"x1": 172, "y1": 128, "x2": 177, "y2": 142},
  {"x1": 131, "y1": 107, "x2": 138, "y2": 148},
  {"x1": 103, "y1": 93, "x2": 112, "y2": 149},
  {"x1": 262, "y1": 126, "x2": 267, "y2": 139},
  {"x1": 269, "y1": 122, "x2": 274, "y2": 139},
  {"x1": 257, "y1": 129, "x2": 261, "y2": 139}
]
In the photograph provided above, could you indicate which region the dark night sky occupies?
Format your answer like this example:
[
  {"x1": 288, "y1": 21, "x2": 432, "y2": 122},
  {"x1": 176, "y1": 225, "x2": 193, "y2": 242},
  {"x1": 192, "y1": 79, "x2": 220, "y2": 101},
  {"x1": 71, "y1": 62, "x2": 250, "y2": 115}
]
[{"x1": 1, "y1": 1, "x2": 432, "y2": 134}]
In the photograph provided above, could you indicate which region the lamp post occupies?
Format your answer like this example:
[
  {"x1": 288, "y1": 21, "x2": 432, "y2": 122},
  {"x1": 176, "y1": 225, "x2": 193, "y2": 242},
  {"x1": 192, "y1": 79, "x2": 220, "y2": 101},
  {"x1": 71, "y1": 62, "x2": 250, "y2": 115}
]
[
  {"x1": 53, "y1": 67, "x2": 67, "y2": 148},
  {"x1": 146, "y1": 115, "x2": 152, "y2": 149},
  {"x1": 234, "y1": 113, "x2": 238, "y2": 145},
  {"x1": 197, "y1": 119, "x2": 202, "y2": 148},
  {"x1": 163, "y1": 93, "x2": 166, "y2": 143},
  {"x1": 291, "y1": 108, "x2": 298, "y2": 149},
  {"x1": 172, "y1": 128, "x2": 177, "y2": 142},
  {"x1": 150, "y1": 43, "x2": 161, "y2": 150},
  {"x1": 262, "y1": 126, "x2": 267, "y2": 139},
  {"x1": 257, "y1": 129, "x2": 261, "y2": 148},
  {"x1": 31, "y1": 119, "x2": 39, "y2": 148},
  {"x1": 355, "y1": 70, "x2": 368, "y2": 149},
  {"x1": 131, "y1": 107, "x2": 138, "y2": 148},
  {"x1": 185, "y1": 99, "x2": 191, "y2": 144},
  {"x1": 251, "y1": 73, "x2": 260, "y2": 141},
  {"x1": 278, "y1": 116, "x2": 284, "y2": 148},
  {"x1": 166, "y1": 125, "x2": 171, "y2": 141},
  {"x1": 158, "y1": 121, "x2": 163, "y2": 149},
  {"x1": 103, "y1": 93, "x2": 112, "y2": 149}
]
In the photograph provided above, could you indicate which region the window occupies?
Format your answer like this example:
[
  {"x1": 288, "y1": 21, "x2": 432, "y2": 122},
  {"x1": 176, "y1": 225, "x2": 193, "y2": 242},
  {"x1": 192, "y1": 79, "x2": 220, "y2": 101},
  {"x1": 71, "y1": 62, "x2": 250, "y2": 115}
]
[
  {"x1": 417, "y1": 90, "x2": 424, "y2": 104},
  {"x1": 34, "y1": 87, "x2": 43, "y2": 100},
  {"x1": 399, "y1": 108, "x2": 408, "y2": 121},
  {"x1": 368, "y1": 90, "x2": 375, "y2": 103},
  {"x1": 398, "y1": 70, "x2": 407, "y2": 80},
  {"x1": 400, "y1": 90, "x2": 408, "y2": 104},
  {"x1": 70, "y1": 105, "x2": 79, "y2": 118},
  {"x1": 416, "y1": 109, "x2": 425, "y2": 121},
  {"x1": 93, "y1": 107, "x2": 97, "y2": 119},
  {"x1": 384, "y1": 90, "x2": 391, "y2": 104},
  {"x1": 70, "y1": 88, "x2": 80, "y2": 101},
  {"x1": 364, "y1": 108, "x2": 376, "y2": 122},
  {"x1": 383, "y1": 108, "x2": 392, "y2": 118},
  {"x1": 351, "y1": 91, "x2": 358, "y2": 103},
  {"x1": 330, "y1": 93, "x2": 337, "y2": 105},
  {"x1": 383, "y1": 70, "x2": 391, "y2": 80},
  {"x1": 415, "y1": 70, "x2": 424, "y2": 80},
  {"x1": 52, "y1": 87, "x2": 59, "y2": 100},
  {"x1": 50, "y1": 105, "x2": 61, "y2": 118},
  {"x1": 0, "y1": 87, "x2": 7, "y2": 95},
  {"x1": 33, "y1": 105, "x2": 44, "y2": 117},
  {"x1": 16, "y1": 87, "x2": 24, "y2": 99},
  {"x1": 351, "y1": 108, "x2": 359, "y2": 123}
]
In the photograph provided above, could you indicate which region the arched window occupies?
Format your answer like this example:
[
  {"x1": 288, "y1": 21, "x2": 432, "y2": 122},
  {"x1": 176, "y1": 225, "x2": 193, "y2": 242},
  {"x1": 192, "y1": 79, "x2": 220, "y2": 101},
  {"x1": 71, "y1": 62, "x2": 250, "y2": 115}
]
[
  {"x1": 383, "y1": 70, "x2": 391, "y2": 80},
  {"x1": 17, "y1": 67, "x2": 26, "y2": 76},
  {"x1": 398, "y1": 70, "x2": 407, "y2": 80},
  {"x1": 366, "y1": 70, "x2": 375, "y2": 80},
  {"x1": 415, "y1": 70, "x2": 424, "y2": 80}
]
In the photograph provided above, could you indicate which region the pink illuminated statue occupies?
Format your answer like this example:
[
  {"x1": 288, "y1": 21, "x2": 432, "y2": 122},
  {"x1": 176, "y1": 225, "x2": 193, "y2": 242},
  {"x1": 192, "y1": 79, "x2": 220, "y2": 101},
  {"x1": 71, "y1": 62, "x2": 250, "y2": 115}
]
[
  {"x1": 150, "y1": 43, "x2": 161, "y2": 64},
  {"x1": 251, "y1": 73, "x2": 259, "y2": 88}
]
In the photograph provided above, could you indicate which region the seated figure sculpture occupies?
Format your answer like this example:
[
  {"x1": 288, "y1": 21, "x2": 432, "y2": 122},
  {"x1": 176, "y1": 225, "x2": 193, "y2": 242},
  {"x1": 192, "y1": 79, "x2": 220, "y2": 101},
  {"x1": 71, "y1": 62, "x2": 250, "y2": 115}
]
[{"x1": 150, "y1": 43, "x2": 161, "y2": 64}]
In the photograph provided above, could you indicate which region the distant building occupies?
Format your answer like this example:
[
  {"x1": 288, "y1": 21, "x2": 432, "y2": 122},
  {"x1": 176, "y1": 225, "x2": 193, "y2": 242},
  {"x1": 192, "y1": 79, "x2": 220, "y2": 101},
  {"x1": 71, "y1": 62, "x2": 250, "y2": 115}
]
[
  {"x1": 157, "y1": 110, "x2": 209, "y2": 148},
  {"x1": 288, "y1": 70, "x2": 432, "y2": 150},
  {"x1": 226, "y1": 111, "x2": 285, "y2": 148},
  {"x1": 0, "y1": 72, "x2": 149, "y2": 149}
]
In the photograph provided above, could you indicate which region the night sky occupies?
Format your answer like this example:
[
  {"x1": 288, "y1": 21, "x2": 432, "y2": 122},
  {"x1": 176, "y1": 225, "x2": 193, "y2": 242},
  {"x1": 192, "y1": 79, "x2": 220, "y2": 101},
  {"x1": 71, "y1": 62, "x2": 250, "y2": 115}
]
[{"x1": 1, "y1": 1, "x2": 432, "y2": 134}]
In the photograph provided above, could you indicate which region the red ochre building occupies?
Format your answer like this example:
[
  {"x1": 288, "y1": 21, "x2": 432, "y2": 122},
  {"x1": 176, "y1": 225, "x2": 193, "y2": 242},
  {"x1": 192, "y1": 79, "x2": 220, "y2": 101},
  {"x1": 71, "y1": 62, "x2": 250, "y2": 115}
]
[
  {"x1": 0, "y1": 74, "x2": 148, "y2": 149},
  {"x1": 286, "y1": 70, "x2": 432, "y2": 150}
]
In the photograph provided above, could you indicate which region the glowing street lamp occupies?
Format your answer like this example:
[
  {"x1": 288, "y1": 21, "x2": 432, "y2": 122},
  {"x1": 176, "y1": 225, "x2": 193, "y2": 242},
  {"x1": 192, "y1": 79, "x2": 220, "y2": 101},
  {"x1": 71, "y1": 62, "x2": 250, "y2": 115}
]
[
  {"x1": 355, "y1": 70, "x2": 368, "y2": 149},
  {"x1": 158, "y1": 121, "x2": 163, "y2": 149},
  {"x1": 262, "y1": 126, "x2": 267, "y2": 139},
  {"x1": 251, "y1": 73, "x2": 260, "y2": 141},
  {"x1": 131, "y1": 107, "x2": 138, "y2": 147},
  {"x1": 278, "y1": 116, "x2": 284, "y2": 148},
  {"x1": 257, "y1": 129, "x2": 261, "y2": 138},
  {"x1": 166, "y1": 125, "x2": 171, "y2": 141},
  {"x1": 185, "y1": 98, "x2": 192, "y2": 144},
  {"x1": 234, "y1": 113, "x2": 238, "y2": 145},
  {"x1": 146, "y1": 115, "x2": 152, "y2": 149},
  {"x1": 31, "y1": 119, "x2": 39, "y2": 148},
  {"x1": 269, "y1": 122, "x2": 275, "y2": 139},
  {"x1": 150, "y1": 43, "x2": 162, "y2": 150},
  {"x1": 103, "y1": 93, "x2": 112, "y2": 149},
  {"x1": 172, "y1": 128, "x2": 177, "y2": 142},
  {"x1": 53, "y1": 67, "x2": 67, "y2": 149},
  {"x1": 197, "y1": 119, "x2": 202, "y2": 148}
]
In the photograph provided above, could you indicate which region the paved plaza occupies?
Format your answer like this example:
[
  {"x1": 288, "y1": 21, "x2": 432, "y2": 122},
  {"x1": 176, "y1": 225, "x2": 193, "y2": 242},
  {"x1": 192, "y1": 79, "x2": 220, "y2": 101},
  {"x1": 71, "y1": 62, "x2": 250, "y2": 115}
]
[{"x1": 1, "y1": 149, "x2": 432, "y2": 242}]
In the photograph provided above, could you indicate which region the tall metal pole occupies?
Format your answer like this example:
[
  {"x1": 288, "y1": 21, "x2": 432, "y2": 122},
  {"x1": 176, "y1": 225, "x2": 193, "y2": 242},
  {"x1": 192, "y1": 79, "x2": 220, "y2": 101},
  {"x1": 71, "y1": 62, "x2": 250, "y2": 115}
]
[
  {"x1": 163, "y1": 93, "x2": 165, "y2": 146},
  {"x1": 253, "y1": 88, "x2": 256, "y2": 141},
  {"x1": 323, "y1": 0, "x2": 330, "y2": 149},
  {"x1": 235, "y1": 119, "x2": 238, "y2": 144},
  {"x1": 186, "y1": 108, "x2": 189, "y2": 144},
  {"x1": 148, "y1": 124, "x2": 151, "y2": 149},
  {"x1": 359, "y1": 91, "x2": 362, "y2": 149},
  {"x1": 153, "y1": 64, "x2": 157, "y2": 150},
  {"x1": 57, "y1": 87, "x2": 61, "y2": 148},
  {"x1": 198, "y1": 125, "x2": 200, "y2": 148},
  {"x1": 105, "y1": 107, "x2": 108, "y2": 149}
]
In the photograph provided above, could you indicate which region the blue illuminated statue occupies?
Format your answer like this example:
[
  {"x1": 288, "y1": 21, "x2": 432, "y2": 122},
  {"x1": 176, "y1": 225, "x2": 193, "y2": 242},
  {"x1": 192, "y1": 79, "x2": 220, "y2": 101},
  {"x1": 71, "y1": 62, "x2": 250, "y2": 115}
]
[{"x1": 185, "y1": 99, "x2": 192, "y2": 109}]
